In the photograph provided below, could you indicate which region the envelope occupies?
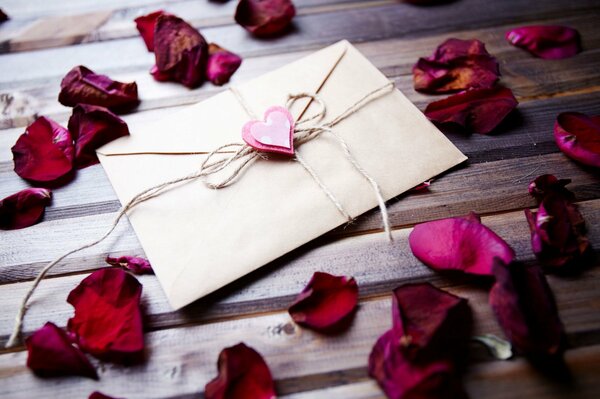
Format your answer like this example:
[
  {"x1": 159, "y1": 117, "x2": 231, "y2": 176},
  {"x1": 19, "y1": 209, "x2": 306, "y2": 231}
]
[{"x1": 97, "y1": 40, "x2": 467, "y2": 310}]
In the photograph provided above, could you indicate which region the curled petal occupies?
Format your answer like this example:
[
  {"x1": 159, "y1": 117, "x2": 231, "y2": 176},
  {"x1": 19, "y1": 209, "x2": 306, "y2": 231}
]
[
  {"x1": 89, "y1": 393, "x2": 123, "y2": 399},
  {"x1": 67, "y1": 268, "x2": 144, "y2": 363},
  {"x1": 424, "y1": 86, "x2": 518, "y2": 134},
  {"x1": 134, "y1": 10, "x2": 168, "y2": 51},
  {"x1": 235, "y1": 0, "x2": 296, "y2": 37},
  {"x1": 26, "y1": 322, "x2": 97, "y2": 379},
  {"x1": 205, "y1": 343, "x2": 275, "y2": 399},
  {"x1": 12, "y1": 116, "x2": 74, "y2": 183},
  {"x1": 528, "y1": 174, "x2": 574, "y2": 202},
  {"x1": 0, "y1": 188, "x2": 51, "y2": 230},
  {"x1": 413, "y1": 38, "x2": 500, "y2": 94},
  {"x1": 206, "y1": 43, "x2": 243, "y2": 86},
  {"x1": 106, "y1": 255, "x2": 153, "y2": 275},
  {"x1": 409, "y1": 213, "x2": 515, "y2": 275},
  {"x1": 288, "y1": 272, "x2": 358, "y2": 331},
  {"x1": 490, "y1": 259, "x2": 565, "y2": 357},
  {"x1": 554, "y1": 112, "x2": 600, "y2": 168},
  {"x1": 68, "y1": 104, "x2": 130, "y2": 169},
  {"x1": 506, "y1": 26, "x2": 581, "y2": 59}
]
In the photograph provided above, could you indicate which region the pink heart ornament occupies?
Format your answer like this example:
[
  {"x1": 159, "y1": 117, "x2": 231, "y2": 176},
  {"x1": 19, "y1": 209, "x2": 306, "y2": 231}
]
[{"x1": 242, "y1": 106, "x2": 295, "y2": 156}]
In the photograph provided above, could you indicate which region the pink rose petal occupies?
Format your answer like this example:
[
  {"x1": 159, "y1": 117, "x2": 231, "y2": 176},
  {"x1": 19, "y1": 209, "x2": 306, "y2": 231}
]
[
  {"x1": 506, "y1": 26, "x2": 581, "y2": 59},
  {"x1": 206, "y1": 43, "x2": 243, "y2": 86},
  {"x1": 234, "y1": 0, "x2": 296, "y2": 37},
  {"x1": 554, "y1": 112, "x2": 600, "y2": 168}
]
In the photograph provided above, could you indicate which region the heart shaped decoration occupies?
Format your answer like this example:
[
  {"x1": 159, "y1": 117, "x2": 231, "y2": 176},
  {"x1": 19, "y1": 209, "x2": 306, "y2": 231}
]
[{"x1": 242, "y1": 106, "x2": 295, "y2": 156}]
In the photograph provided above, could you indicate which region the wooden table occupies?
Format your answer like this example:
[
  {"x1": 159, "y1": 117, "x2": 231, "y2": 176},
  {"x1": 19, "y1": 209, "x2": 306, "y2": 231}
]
[{"x1": 1, "y1": 0, "x2": 599, "y2": 397}]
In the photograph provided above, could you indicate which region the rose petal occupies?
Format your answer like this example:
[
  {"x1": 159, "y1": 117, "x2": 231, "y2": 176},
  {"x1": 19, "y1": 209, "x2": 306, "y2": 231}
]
[
  {"x1": 59, "y1": 66, "x2": 139, "y2": 112},
  {"x1": 206, "y1": 43, "x2": 243, "y2": 86},
  {"x1": 490, "y1": 259, "x2": 565, "y2": 357},
  {"x1": 409, "y1": 212, "x2": 515, "y2": 275},
  {"x1": 67, "y1": 268, "x2": 144, "y2": 363},
  {"x1": 0, "y1": 8, "x2": 8, "y2": 22},
  {"x1": 153, "y1": 15, "x2": 208, "y2": 88},
  {"x1": 106, "y1": 255, "x2": 154, "y2": 275},
  {"x1": 26, "y1": 322, "x2": 97, "y2": 379},
  {"x1": 288, "y1": 271, "x2": 358, "y2": 331},
  {"x1": 554, "y1": 112, "x2": 600, "y2": 168},
  {"x1": 205, "y1": 343, "x2": 276, "y2": 399},
  {"x1": 89, "y1": 393, "x2": 123, "y2": 399},
  {"x1": 528, "y1": 174, "x2": 574, "y2": 202},
  {"x1": 0, "y1": 188, "x2": 51, "y2": 230},
  {"x1": 413, "y1": 38, "x2": 500, "y2": 94},
  {"x1": 68, "y1": 104, "x2": 130, "y2": 169},
  {"x1": 12, "y1": 116, "x2": 74, "y2": 183},
  {"x1": 134, "y1": 10, "x2": 168, "y2": 52},
  {"x1": 234, "y1": 0, "x2": 296, "y2": 37},
  {"x1": 506, "y1": 26, "x2": 581, "y2": 59},
  {"x1": 424, "y1": 86, "x2": 518, "y2": 134}
]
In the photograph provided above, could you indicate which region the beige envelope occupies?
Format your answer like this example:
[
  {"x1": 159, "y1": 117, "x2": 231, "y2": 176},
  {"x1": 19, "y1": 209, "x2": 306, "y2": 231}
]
[{"x1": 97, "y1": 40, "x2": 466, "y2": 310}]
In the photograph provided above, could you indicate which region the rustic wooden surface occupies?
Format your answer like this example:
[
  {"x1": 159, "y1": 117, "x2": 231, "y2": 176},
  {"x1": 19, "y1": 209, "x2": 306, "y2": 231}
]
[{"x1": 0, "y1": 0, "x2": 599, "y2": 398}]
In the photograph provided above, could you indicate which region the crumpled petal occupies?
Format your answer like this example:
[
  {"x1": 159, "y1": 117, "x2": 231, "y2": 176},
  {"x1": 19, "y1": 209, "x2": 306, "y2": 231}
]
[
  {"x1": 89, "y1": 393, "x2": 123, "y2": 399},
  {"x1": 153, "y1": 14, "x2": 208, "y2": 88},
  {"x1": 424, "y1": 86, "x2": 518, "y2": 134},
  {"x1": 106, "y1": 255, "x2": 154, "y2": 275},
  {"x1": 67, "y1": 268, "x2": 144, "y2": 363},
  {"x1": 205, "y1": 342, "x2": 276, "y2": 399},
  {"x1": 234, "y1": 0, "x2": 296, "y2": 37},
  {"x1": 490, "y1": 259, "x2": 565, "y2": 357},
  {"x1": 554, "y1": 112, "x2": 600, "y2": 168},
  {"x1": 206, "y1": 43, "x2": 243, "y2": 86},
  {"x1": 409, "y1": 212, "x2": 515, "y2": 275},
  {"x1": 506, "y1": 26, "x2": 581, "y2": 59},
  {"x1": 67, "y1": 104, "x2": 130, "y2": 169},
  {"x1": 134, "y1": 10, "x2": 168, "y2": 51},
  {"x1": 528, "y1": 174, "x2": 574, "y2": 202},
  {"x1": 288, "y1": 272, "x2": 358, "y2": 331},
  {"x1": 413, "y1": 38, "x2": 500, "y2": 94},
  {"x1": 0, "y1": 188, "x2": 51, "y2": 230},
  {"x1": 12, "y1": 116, "x2": 74, "y2": 183},
  {"x1": 26, "y1": 322, "x2": 97, "y2": 379},
  {"x1": 59, "y1": 66, "x2": 139, "y2": 112}
]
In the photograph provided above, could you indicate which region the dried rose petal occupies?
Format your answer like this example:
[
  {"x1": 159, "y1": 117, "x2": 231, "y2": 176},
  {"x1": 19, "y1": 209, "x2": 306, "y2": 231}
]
[
  {"x1": 89, "y1": 393, "x2": 122, "y2": 399},
  {"x1": 235, "y1": 0, "x2": 296, "y2": 37},
  {"x1": 59, "y1": 66, "x2": 139, "y2": 112},
  {"x1": 0, "y1": 9, "x2": 8, "y2": 22},
  {"x1": 288, "y1": 272, "x2": 358, "y2": 331},
  {"x1": 26, "y1": 322, "x2": 97, "y2": 379},
  {"x1": 0, "y1": 188, "x2": 51, "y2": 230},
  {"x1": 490, "y1": 259, "x2": 565, "y2": 357},
  {"x1": 409, "y1": 212, "x2": 515, "y2": 276},
  {"x1": 424, "y1": 86, "x2": 518, "y2": 134},
  {"x1": 413, "y1": 38, "x2": 500, "y2": 94},
  {"x1": 205, "y1": 343, "x2": 275, "y2": 399},
  {"x1": 134, "y1": 10, "x2": 168, "y2": 52},
  {"x1": 12, "y1": 116, "x2": 74, "y2": 183},
  {"x1": 153, "y1": 15, "x2": 208, "y2": 88},
  {"x1": 506, "y1": 26, "x2": 581, "y2": 59},
  {"x1": 106, "y1": 255, "x2": 153, "y2": 275},
  {"x1": 206, "y1": 43, "x2": 243, "y2": 86},
  {"x1": 67, "y1": 268, "x2": 144, "y2": 363},
  {"x1": 528, "y1": 174, "x2": 574, "y2": 202},
  {"x1": 68, "y1": 104, "x2": 130, "y2": 169},
  {"x1": 554, "y1": 112, "x2": 600, "y2": 168}
]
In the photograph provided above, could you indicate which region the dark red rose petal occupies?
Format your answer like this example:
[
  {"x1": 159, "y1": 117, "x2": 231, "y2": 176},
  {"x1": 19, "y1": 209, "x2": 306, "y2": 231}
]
[
  {"x1": 288, "y1": 271, "x2": 358, "y2": 331},
  {"x1": 89, "y1": 392, "x2": 123, "y2": 399},
  {"x1": 413, "y1": 38, "x2": 500, "y2": 94},
  {"x1": 67, "y1": 104, "x2": 130, "y2": 169},
  {"x1": 424, "y1": 86, "x2": 518, "y2": 134},
  {"x1": 67, "y1": 268, "x2": 144, "y2": 363},
  {"x1": 528, "y1": 174, "x2": 574, "y2": 202},
  {"x1": 235, "y1": 0, "x2": 296, "y2": 37},
  {"x1": 490, "y1": 259, "x2": 565, "y2": 357},
  {"x1": 0, "y1": 188, "x2": 51, "y2": 230},
  {"x1": 205, "y1": 343, "x2": 275, "y2": 399},
  {"x1": 506, "y1": 26, "x2": 581, "y2": 60},
  {"x1": 106, "y1": 255, "x2": 153, "y2": 275},
  {"x1": 12, "y1": 116, "x2": 74, "y2": 183},
  {"x1": 153, "y1": 15, "x2": 208, "y2": 88},
  {"x1": 26, "y1": 322, "x2": 97, "y2": 379},
  {"x1": 59, "y1": 66, "x2": 139, "y2": 112},
  {"x1": 554, "y1": 112, "x2": 600, "y2": 168},
  {"x1": 134, "y1": 10, "x2": 168, "y2": 52},
  {"x1": 206, "y1": 43, "x2": 243, "y2": 86},
  {"x1": 0, "y1": 8, "x2": 8, "y2": 22},
  {"x1": 409, "y1": 212, "x2": 515, "y2": 275}
]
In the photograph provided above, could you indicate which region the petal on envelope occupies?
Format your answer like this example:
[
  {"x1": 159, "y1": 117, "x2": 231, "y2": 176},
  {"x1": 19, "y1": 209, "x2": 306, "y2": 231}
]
[
  {"x1": 12, "y1": 116, "x2": 74, "y2": 183},
  {"x1": 528, "y1": 174, "x2": 574, "y2": 202},
  {"x1": 424, "y1": 86, "x2": 518, "y2": 134},
  {"x1": 0, "y1": 188, "x2": 51, "y2": 230},
  {"x1": 134, "y1": 10, "x2": 168, "y2": 51},
  {"x1": 205, "y1": 343, "x2": 276, "y2": 399},
  {"x1": 206, "y1": 43, "x2": 243, "y2": 86},
  {"x1": 506, "y1": 26, "x2": 581, "y2": 59},
  {"x1": 26, "y1": 322, "x2": 98, "y2": 379},
  {"x1": 409, "y1": 213, "x2": 515, "y2": 275},
  {"x1": 106, "y1": 255, "x2": 154, "y2": 275},
  {"x1": 288, "y1": 271, "x2": 358, "y2": 331},
  {"x1": 554, "y1": 112, "x2": 600, "y2": 168},
  {"x1": 234, "y1": 0, "x2": 296, "y2": 37}
]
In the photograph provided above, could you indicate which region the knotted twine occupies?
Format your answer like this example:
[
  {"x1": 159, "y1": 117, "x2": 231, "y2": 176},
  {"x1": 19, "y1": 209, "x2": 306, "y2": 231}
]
[{"x1": 5, "y1": 81, "x2": 395, "y2": 348}]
